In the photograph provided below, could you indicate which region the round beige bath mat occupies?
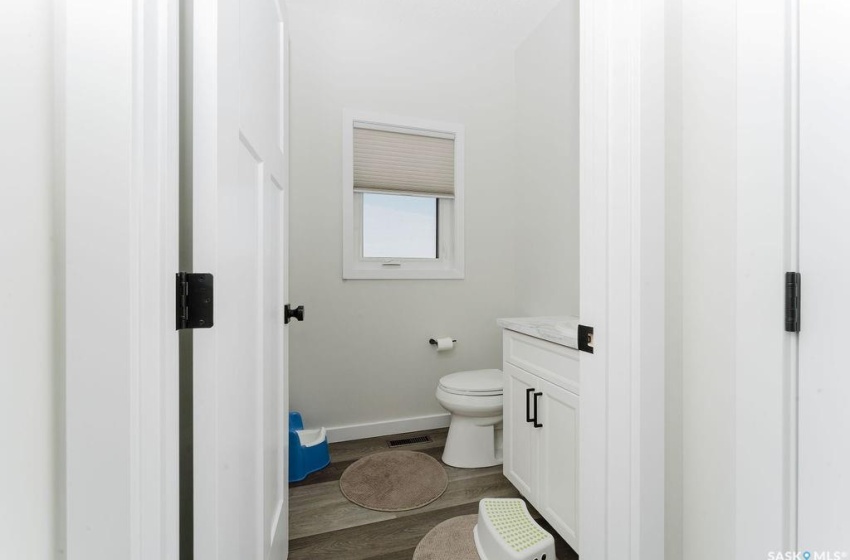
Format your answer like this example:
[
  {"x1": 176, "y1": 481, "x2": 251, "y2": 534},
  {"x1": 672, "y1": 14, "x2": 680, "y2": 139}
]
[
  {"x1": 412, "y1": 514, "x2": 480, "y2": 560},
  {"x1": 339, "y1": 450, "x2": 448, "y2": 512}
]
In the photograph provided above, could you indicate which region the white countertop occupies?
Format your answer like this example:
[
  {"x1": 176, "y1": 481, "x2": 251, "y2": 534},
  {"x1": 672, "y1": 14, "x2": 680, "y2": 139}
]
[{"x1": 496, "y1": 316, "x2": 581, "y2": 349}]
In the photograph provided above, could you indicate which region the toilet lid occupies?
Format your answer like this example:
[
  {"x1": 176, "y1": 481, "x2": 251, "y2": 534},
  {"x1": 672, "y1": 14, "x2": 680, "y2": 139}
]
[{"x1": 438, "y1": 369, "x2": 503, "y2": 396}]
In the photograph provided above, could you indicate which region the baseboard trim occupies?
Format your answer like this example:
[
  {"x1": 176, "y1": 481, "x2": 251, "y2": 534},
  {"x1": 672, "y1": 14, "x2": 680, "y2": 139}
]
[{"x1": 325, "y1": 413, "x2": 451, "y2": 444}]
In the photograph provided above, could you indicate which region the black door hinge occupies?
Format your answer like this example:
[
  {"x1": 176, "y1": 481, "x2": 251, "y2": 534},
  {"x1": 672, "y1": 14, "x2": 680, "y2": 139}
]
[
  {"x1": 176, "y1": 273, "x2": 214, "y2": 330},
  {"x1": 578, "y1": 324, "x2": 594, "y2": 354},
  {"x1": 785, "y1": 272, "x2": 801, "y2": 333}
]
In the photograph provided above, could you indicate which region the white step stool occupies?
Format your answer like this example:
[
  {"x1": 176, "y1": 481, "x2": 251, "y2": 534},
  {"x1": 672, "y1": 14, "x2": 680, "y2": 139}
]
[{"x1": 473, "y1": 498, "x2": 556, "y2": 560}]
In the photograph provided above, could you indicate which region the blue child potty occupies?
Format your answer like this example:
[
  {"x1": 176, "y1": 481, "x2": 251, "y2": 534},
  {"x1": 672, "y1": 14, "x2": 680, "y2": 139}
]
[{"x1": 288, "y1": 411, "x2": 331, "y2": 483}]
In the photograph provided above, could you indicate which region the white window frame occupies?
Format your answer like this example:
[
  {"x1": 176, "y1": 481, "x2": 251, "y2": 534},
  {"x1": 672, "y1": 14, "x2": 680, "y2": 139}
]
[{"x1": 342, "y1": 109, "x2": 465, "y2": 279}]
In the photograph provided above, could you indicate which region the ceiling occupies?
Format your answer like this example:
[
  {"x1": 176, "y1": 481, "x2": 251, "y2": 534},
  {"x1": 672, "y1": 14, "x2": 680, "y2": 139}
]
[{"x1": 284, "y1": 0, "x2": 564, "y2": 53}]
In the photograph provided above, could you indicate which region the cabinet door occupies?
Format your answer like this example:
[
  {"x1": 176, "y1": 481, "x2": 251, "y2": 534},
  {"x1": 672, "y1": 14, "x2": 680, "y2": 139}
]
[
  {"x1": 503, "y1": 363, "x2": 540, "y2": 500},
  {"x1": 537, "y1": 379, "x2": 579, "y2": 549}
]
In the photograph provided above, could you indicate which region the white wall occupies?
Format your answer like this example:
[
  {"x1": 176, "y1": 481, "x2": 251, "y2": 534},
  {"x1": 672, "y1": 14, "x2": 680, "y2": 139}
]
[
  {"x1": 514, "y1": 0, "x2": 580, "y2": 316},
  {"x1": 0, "y1": 1, "x2": 62, "y2": 558},
  {"x1": 287, "y1": 6, "x2": 523, "y2": 432}
]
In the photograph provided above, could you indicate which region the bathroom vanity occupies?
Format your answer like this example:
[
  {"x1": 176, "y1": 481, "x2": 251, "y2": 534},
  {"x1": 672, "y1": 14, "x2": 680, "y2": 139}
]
[{"x1": 498, "y1": 316, "x2": 580, "y2": 551}]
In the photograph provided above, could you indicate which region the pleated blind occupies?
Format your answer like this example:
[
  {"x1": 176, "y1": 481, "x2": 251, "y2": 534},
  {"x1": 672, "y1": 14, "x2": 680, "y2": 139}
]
[{"x1": 353, "y1": 125, "x2": 455, "y2": 198}]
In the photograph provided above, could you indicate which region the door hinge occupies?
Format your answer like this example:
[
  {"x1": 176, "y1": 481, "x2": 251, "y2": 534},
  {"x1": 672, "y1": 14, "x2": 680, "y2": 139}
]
[
  {"x1": 785, "y1": 272, "x2": 801, "y2": 333},
  {"x1": 578, "y1": 324, "x2": 594, "y2": 354},
  {"x1": 176, "y1": 272, "x2": 214, "y2": 330}
]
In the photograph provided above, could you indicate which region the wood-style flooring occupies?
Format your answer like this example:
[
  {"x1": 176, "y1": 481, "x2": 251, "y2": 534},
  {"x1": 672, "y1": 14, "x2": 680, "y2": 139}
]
[{"x1": 288, "y1": 428, "x2": 578, "y2": 560}]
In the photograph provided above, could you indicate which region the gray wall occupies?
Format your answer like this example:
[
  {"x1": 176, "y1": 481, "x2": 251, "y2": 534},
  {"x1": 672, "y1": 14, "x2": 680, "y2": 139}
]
[
  {"x1": 514, "y1": 0, "x2": 580, "y2": 317},
  {"x1": 287, "y1": 8, "x2": 523, "y2": 431}
]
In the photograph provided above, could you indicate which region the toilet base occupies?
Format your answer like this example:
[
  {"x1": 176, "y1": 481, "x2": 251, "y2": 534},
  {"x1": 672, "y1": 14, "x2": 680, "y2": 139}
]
[{"x1": 442, "y1": 414, "x2": 504, "y2": 469}]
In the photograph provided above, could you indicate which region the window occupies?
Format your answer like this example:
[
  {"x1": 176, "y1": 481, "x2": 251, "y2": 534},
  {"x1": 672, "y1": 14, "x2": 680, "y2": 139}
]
[
  {"x1": 343, "y1": 110, "x2": 464, "y2": 279},
  {"x1": 362, "y1": 193, "x2": 437, "y2": 259}
]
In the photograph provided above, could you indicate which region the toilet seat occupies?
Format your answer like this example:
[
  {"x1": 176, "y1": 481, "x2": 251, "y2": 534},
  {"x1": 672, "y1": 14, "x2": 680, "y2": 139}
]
[{"x1": 438, "y1": 369, "x2": 503, "y2": 397}]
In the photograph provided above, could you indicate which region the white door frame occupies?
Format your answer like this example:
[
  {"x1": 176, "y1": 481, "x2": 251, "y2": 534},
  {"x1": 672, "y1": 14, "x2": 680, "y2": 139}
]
[
  {"x1": 63, "y1": 0, "x2": 180, "y2": 558},
  {"x1": 735, "y1": 0, "x2": 798, "y2": 555},
  {"x1": 579, "y1": 0, "x2": 666, "y2": 557},
  {"x1": 673, "y1": 0, "x2": 796, "y2": 555},
  {"x1": 581, "y1": 1, "x2": 799, "y2": 556},
  {"x1": 61, "y1": 0, "x2": 673, "y2": 557}
]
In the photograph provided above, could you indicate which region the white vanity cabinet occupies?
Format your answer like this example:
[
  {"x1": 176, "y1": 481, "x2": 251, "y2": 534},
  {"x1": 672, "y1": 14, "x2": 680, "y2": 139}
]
[{"x1": 501, "y1": 327, "x2": 580, "y2": 550}]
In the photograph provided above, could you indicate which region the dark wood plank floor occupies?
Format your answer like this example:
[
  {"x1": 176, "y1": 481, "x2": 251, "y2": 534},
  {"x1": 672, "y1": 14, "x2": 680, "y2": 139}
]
[{"x1": 289, "y1": 428, "x2": 578, "y2": 560}]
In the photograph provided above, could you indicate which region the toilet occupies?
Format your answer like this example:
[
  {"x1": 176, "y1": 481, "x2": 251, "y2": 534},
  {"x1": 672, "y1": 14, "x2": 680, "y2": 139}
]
[{"x1": 436, "y1": 369, "x2": 504, "y2": 469}]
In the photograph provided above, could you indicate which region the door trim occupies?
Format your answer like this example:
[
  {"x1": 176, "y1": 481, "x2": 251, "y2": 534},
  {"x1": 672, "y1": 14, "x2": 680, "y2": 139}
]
[
  {"x1": 735, "y1": 0, "x2": 799, "y2": 554},
  {"x1": 63, "y1": 0, "x2": 180, "y2": 557},
  {"x1": 579, "y1": 0, "x2": 666, "y2": 557}
]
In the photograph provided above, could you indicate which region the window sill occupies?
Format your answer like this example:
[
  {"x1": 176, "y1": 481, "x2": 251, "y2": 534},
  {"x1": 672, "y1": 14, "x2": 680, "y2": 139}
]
[{"x1": 342, "y1": 264, "x2": 465, "y2": 280}]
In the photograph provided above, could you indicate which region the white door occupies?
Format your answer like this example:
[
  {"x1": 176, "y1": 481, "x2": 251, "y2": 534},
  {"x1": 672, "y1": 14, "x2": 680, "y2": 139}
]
[
  {"x1": 503, "y1": 363, "x2": 539, "y2": 500},
  {"x1": 192, "y1": 0, "x2": 290, "y2": 558},
  {"x1": 798, "y1": 1, "x2": 850, "y2": 552},
  {"x1": 537, "y1": 379, "x2": 579, "y2": 549}
]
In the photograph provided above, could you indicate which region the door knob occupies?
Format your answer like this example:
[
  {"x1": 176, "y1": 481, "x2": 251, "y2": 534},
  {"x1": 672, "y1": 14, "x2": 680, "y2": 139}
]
[{"x1": 284, "y1": 304, "x2": 304, "y2": 324}]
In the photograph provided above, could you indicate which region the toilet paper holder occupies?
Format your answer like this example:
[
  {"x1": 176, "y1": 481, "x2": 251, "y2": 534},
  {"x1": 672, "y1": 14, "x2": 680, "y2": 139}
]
[{"x1": 429, "y1": 338, "x2": 457, "y2": 345}]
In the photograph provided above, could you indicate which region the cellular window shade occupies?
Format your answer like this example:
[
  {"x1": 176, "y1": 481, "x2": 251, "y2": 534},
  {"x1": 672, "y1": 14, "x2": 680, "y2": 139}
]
[{"x1": 353, "y1": 126, "x2": 455, "y2": 197}]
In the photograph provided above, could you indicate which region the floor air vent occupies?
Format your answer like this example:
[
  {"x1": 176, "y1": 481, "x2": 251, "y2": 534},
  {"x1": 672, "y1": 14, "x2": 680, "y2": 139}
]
[{"x1": 387, "y1": 435, "x2": 432, "y2": 448}]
